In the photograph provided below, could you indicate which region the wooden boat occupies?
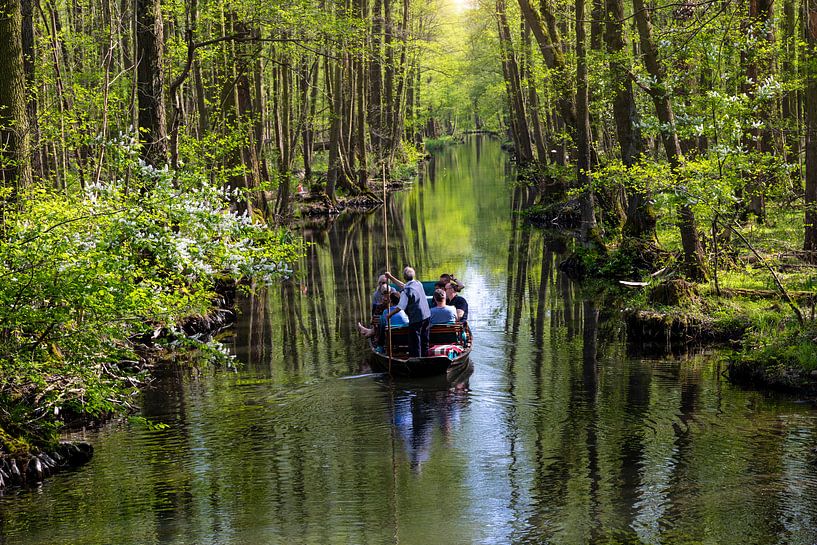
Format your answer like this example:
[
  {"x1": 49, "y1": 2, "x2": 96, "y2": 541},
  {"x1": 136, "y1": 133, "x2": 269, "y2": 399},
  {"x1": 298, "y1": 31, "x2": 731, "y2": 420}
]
[{"x1": 368, "y1": 321, "x2": 473, "y2": 378}]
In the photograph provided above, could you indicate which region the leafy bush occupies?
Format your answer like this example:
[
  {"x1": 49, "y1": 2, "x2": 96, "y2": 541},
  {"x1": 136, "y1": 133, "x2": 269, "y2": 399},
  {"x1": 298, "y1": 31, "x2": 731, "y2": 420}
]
[{"x1": 0, "y1": 148, "x2": 302, "y2": 446}]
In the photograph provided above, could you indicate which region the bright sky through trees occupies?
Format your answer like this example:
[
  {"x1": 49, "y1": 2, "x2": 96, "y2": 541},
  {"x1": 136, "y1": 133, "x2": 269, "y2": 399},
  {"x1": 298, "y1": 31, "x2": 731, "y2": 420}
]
[{"x1": 449, "y1": 0, "x2": 473, "y2": 13}]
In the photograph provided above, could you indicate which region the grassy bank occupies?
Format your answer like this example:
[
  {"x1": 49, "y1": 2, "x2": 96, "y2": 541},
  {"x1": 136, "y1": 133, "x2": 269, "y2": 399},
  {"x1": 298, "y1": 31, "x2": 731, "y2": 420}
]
[{"x1": 524, "y1": 190, "x2": 817, "y2": 393}]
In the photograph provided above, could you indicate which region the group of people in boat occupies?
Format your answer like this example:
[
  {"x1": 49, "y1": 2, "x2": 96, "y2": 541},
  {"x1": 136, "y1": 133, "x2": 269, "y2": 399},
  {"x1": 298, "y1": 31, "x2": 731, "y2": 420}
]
[{"x1": 357, "y1": 266, "x2": 469, "y2": 358}]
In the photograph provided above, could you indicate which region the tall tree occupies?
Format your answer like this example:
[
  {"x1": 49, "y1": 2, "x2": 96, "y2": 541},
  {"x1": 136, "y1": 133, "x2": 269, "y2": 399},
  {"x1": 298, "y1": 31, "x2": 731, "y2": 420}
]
[
  {"x1": 497, "y1": 0, "x2": 534, "y2": 163},
  {"x1": 20, "y1": 0, "x2": 40, "y2": 179},
  {"x1": 516, "y1": 0, "x2": 577, "y2": 132},
  {"x1": 605, "y1": 0, "x2": 654, "y2": 239},
  {"x1": 576, "y1": 0, "x2": 599, "y2": 243},
  {"x1": 0, "y1": 0, "x2": 32, "y2": 221},
  {"x1": 368, "y1": 0, "x2": 384, "y2": 163},
  {"x1": 741, "y1": 0, "x2": 775, "y2": 221},
  {"x1": 135, "y1": 0, "x2": 168, "y2": 167},
  {"x1": 633, "y1": 0, "x2": 707, "y2": 279},
  {"x1": 804, "y1": 0, "x2": 817, "y2": 259}
]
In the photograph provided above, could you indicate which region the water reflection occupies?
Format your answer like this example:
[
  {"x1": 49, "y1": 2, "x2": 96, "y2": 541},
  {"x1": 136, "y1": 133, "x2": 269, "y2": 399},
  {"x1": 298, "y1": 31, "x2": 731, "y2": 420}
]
[
  {"x1": 385, "y1": 364, "x2": 473, "y2": 472},
  {"x1": 1, "y1": 137, "x2": 817, "y2": 545}
]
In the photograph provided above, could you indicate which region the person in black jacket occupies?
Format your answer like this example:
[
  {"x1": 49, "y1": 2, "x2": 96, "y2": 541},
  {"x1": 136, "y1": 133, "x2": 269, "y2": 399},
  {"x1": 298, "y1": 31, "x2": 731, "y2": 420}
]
[{"x1": 445, "y1": 280, "x2": 468, "y2": 322}]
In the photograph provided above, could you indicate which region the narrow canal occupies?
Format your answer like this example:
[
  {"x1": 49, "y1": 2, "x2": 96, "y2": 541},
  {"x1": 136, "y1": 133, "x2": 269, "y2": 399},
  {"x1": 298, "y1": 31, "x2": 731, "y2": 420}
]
[{"x1": 2, "y1": 137, "x2": 817, "y2": 545}]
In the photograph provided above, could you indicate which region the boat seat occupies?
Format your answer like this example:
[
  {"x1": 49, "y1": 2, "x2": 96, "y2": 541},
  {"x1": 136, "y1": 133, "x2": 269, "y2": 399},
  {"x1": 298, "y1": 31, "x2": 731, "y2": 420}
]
[
  {"x1": 378, "y1": 323, "x2": 465, "y2": 353},
  {"x1": 429, "y1": 323, "x2": 464, "y2": 345},
  {"x1": 383, "y1": 326, "x2": 411, "y2": 352}
]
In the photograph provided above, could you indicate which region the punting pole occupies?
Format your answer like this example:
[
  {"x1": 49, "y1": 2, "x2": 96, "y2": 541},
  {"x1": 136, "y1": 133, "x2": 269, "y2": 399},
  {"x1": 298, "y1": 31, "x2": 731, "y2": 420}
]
[{"x1": 383, "y1": 163, "x2": 392, "y2": 375}]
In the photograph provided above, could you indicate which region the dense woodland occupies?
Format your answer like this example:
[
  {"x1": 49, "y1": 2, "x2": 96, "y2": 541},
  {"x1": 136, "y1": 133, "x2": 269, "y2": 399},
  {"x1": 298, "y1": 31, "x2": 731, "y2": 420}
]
[
  {"x1": 1, "y1": 0, "x2": 817, "y2": 447},
  {"x1": 0, "y1": 0, "x2": 456, "y2": 216},
  {"x1": 482, "y1": 0, "x2": 817, "y2": 284},
  {"x1": 2, "y1": 0, "x2": 814, "y2": 267}
]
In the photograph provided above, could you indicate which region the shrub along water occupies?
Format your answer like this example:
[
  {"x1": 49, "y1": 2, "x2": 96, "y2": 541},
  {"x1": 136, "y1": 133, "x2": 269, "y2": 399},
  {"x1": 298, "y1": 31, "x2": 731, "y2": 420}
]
[{"x1": 0, "y1": 151, "x2": 302, "y2": 452}]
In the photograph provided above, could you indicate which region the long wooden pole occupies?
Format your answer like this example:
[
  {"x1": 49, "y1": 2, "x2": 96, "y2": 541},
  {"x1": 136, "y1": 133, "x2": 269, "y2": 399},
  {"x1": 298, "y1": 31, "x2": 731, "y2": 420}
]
[{"x1": 383, "y1": 164, "x2": 392, "y2": 374}]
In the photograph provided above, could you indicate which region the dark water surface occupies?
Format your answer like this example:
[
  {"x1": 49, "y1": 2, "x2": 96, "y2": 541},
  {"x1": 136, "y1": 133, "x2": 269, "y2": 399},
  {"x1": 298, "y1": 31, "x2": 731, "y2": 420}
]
[{"x1": 2, "y1": 137, "x2": 817, "y2": 545}]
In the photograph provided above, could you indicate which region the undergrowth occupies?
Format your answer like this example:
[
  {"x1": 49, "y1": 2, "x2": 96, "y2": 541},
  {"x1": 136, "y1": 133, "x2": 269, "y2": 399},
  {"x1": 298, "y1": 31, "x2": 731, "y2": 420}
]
[{"x1": 0, "y1": 145, "x2": 302, "y2": 449}]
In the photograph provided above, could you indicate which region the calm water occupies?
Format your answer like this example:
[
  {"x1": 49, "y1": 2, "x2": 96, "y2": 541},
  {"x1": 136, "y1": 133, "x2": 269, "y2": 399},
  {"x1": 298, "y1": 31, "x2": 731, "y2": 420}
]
[{"x1": 2, "y1": 137, "x2": 817, "y2": 545}]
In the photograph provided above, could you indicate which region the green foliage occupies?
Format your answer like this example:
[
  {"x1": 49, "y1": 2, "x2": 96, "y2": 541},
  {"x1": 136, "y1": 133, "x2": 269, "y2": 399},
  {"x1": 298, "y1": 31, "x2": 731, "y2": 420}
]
[
  {"x1": 0, "y1": 136, "x2": 302, "y2": 447},
  {"x1": 736, "y1": 321, "x2": 817, "y2": 374},
  {"x1": 128, "y1": 416, "x2": 170, "y2": 431},
  {"x1": 424, "y1": 136, "x2": 458, "y2": 152}
]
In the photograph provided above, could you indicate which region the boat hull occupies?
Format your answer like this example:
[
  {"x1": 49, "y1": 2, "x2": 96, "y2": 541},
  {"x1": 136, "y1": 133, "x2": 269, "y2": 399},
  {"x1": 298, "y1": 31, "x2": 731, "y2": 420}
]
[{"x1": 368, "y1": 346, "x2": 471, "y2": 378}]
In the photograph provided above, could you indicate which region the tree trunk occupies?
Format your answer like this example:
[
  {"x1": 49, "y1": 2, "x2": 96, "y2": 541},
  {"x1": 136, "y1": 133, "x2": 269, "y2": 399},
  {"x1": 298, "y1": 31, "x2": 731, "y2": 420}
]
[
  {"x1": 368, "y1": 0, "x2": 383, "y2": 162},
  {"x1": 576, "y1": 0, "x2": 599, "y2": 244},
  {"x1": 605, "y1": 0, "x2": 655, "y2": 238},
  {"x1": 383, "y1": 0, "x2": 394, "y2": 164},
  {"x1": 301, "y1": 57, "x2": 319, "y2": 182},
  {"x1": 388, "y1": 0, "x2": 410, "y2": 163},
  {"x1": 327, "y1": 57, "x2": 344, "y2": 200},
  {"x1": 633, "y1": 0, "x2": 707, "y2": 279},
  {"x1": 0, "y1": 0, "x2": 31, "y2": 219},
  {"x1": 135, "y1": 0, "x2": 168, "y2": 167},
  {"x1": 804, "y1": 0, "x2": 817, "y2": 259},
  {"x1": 522, "y1": 22, "x2": 548, "y2": 163},
  {"x1": 781, "y1": 0, "x2": 799, "y2": 170},
  {"x1": 516, "y1": 0, "x2": 577, "y2": 133},
  {"x1": 738, "y1": 0, "x2": 774, "y2": 222},
  {"x1": 497, "y1": 0, "x2": 534, "y2": 164},
  {"x1": 356, "y1": 56, "x2": 369, "y2": 191},
  {"x1": 21, "y1": 0, "x2": 41, "y2": 179}
]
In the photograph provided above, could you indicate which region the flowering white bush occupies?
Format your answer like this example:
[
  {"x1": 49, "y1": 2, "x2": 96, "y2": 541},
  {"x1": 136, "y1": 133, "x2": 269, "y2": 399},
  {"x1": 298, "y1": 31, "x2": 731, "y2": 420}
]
[{"x1": 0, "y1": 144, "x2": 302, "y2": 439}]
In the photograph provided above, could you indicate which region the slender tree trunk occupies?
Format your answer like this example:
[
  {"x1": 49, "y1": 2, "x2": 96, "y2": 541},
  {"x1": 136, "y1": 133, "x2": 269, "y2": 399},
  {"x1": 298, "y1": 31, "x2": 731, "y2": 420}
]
[
  {"x1": 516, "y1": 0, "x2": 577, "y2": 133},
  {"x1": 781, "y1": 0, "x2": 799, "y2": 169},
  {"x1": 275, "y1": 53, "x2": 294, "y2": 218},
  {"x1": 633, "y1": 0, "x2": 707, "y2": 279},
  {"x1": 193, "y1": 58, "x2": 208, "y2": 137},
  {"x1": 738, "y1": 0, "x2": 774, "y2": 222},
  {"x1": 383, "y1": 0, "x2": 394, "y2": 165},
  {"x1": 301, "y1": 57, "x2": 319, "y2": 182},
  {"x1": 497, "y1": 0, "x2": 534, "y2": 163},
  {"x1": 522, "y1": 22, "x2": 548, "y2": 163},
  {"x1": 368, "y1": 0, "x2": 383, "y2": 162},
  {"x1": 406, "y1": 54, "x2": 416, "y2": 143},
  {"x1": 355, "y1": 52, "x2": 369, "y2": 190},
  {"x1": 21, "y1": 0, "x2": 41, "y2": 179},
  {"x1": 388, "y1": 0, "x2": 410, "y2": 163},
  {"x1": 576, "y1": 0, "x2": 599, "y2": 244},
  {"x1": 605, "y1": 0, "x2": 655, "y2": 239},
  {"x1": 39, "y1": 2, "x2": 69, "y2": 188},
  {"x1": 327, "y1": 56, "x2": 344, "y2": 200},
  {"x1": 804, "y1": 0, "x2": 817, "y2": 258},
  {"x1": 94, "y1": 0, "x2": 115, "y2": 184}
]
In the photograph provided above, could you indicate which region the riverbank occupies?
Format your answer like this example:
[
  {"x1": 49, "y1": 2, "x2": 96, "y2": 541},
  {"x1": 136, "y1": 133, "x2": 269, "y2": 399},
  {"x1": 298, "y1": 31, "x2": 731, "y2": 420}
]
[
  {"x1": 0, "y1": 170, "x2": 302, "y2": 486},
  {"x1": 523, "y1": 201, "x2": 817, "y2": 395}
]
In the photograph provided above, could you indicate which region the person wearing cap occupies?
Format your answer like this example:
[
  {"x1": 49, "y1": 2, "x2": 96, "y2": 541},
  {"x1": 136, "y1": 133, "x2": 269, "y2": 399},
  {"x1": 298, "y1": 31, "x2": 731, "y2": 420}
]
[{"x1": 385, "y1": 267, "x2": 431, "y2": 357}]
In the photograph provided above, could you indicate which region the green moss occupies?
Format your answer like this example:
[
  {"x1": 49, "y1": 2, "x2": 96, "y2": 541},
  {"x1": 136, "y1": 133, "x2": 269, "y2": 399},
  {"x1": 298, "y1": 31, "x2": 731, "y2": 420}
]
[{"x1": 0, "y1": 425, "x2": 32, "y2": 456}]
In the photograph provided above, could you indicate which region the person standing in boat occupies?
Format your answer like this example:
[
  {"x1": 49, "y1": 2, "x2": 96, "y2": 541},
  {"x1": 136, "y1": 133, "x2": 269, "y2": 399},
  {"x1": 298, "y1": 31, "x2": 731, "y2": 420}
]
[
  {"x1": 385, "y1": 267, "x2": 431, "y2": 357},
  {"x1": 429, "y1": 288, "x2": 458, "y2": 324},
  {"x1": 445, "y1": 280, "x2": 469, "y2": 322}
]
